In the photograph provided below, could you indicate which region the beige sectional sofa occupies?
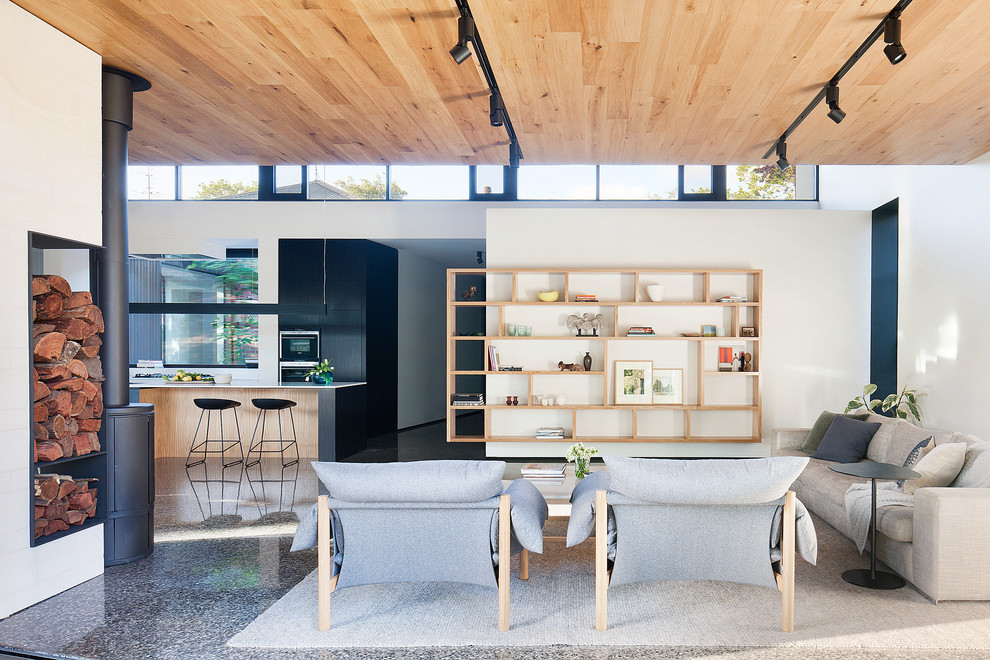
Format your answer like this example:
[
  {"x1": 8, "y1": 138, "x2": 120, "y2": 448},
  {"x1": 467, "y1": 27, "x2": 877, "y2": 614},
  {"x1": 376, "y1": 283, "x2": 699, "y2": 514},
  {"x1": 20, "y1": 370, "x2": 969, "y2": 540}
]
[{"x1": 771, "y1": 413, "x2": 990, "y2": 602}]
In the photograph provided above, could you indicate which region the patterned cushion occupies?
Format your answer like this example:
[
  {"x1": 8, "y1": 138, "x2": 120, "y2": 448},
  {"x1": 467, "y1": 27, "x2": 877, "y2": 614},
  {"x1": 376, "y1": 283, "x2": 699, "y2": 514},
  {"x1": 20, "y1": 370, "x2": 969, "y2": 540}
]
[
  {"x1": 898, "y1": 436, "x2": 933, "y2": 487},
  {"x1": 902, "y1": 443, "x2": 966, "y2": 496}
]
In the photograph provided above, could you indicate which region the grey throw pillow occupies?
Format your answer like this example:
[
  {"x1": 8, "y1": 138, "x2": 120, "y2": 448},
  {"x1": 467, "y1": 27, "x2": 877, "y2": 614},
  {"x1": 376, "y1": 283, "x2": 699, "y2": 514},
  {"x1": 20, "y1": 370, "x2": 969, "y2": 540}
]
[
  {"x1": 801, "y1": 411, "x2": 869, "y2": 453},
  {"x1": 811, "y1": 416, "x2": 882, "y2": 463},
  {"x1": 312, "y1": 460, "x2": 505, "y2": 502},
  {"x1": 951, "y1": 442, "x2": 990, "y2": 488},
  {"x1": 565, "y1": 471, "x2": 610, "y2": 547}
]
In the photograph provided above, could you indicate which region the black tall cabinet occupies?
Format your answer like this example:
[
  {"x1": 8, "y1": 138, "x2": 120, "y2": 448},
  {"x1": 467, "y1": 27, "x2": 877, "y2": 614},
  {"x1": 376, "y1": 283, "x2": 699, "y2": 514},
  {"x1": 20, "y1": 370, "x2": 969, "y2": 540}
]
[{"x1": 278, "y1": 239, "x2": 398, "y2": 447}]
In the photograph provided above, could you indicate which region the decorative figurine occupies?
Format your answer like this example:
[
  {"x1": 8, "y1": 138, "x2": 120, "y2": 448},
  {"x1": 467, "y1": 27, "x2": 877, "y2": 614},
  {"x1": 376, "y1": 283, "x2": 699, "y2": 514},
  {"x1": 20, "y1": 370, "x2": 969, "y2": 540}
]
[
  {"x1": 460, "y1": 285, "x2": 477, "y2": 301},
  {"x1": 558, "y1": 361, "x2": 584, "y2": 372},
  {"x1": 566, "y1": 313, "x2": 605, "y2": 336}
]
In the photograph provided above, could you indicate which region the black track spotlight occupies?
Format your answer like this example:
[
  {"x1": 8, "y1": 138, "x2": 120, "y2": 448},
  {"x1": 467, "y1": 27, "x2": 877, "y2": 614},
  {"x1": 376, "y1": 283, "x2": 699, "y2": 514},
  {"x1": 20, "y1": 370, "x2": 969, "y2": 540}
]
[
  {"x1": 825, "y1": 84, "x2": 846, "y2": 124},
  {"x1": 509, "y1": 141, "x2": 522, "y2": 168},
  {"x1": 489, "y1": 91, "x2": 504, "y2": 127},
  {"x1": 449, "y1": 15, "x2": 475, "y2": 64},
  {"x1": 883, "y1": 17, "x2": 907, "y2": 65},
  {"x1": 476, "y1": 251, "x2": 484, "y2": 265},
  {"x1": 775, "y1": 141, "x2": 790, "y2": 171}
]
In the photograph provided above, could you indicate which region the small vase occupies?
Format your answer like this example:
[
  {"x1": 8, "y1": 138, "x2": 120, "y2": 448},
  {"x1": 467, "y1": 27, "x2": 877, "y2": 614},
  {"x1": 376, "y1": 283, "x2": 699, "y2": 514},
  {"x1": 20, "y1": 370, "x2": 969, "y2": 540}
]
[
  {"x1": 575, "y1": 456, "x2": 589, "y2": 480},
  {"x1": 583, "y1": 351, "x2": 593, "y2": 372},
  {"x1": 311, "y1": 372, "x2": 333, "y2": 385}
]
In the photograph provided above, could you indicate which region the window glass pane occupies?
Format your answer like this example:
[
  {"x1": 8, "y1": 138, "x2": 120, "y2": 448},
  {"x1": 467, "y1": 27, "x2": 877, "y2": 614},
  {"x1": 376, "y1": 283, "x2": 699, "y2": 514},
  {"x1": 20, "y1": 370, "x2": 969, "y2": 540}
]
[
  {"x1": 683, "y1": 165, "x2": 713, "y2": 194},
  {"x1": 180, "y1": 166, "x2": 258, "y2": 200},
  {"x1": 129, "y1": 313, "x2": 258, "y2": 366},
  {"x1": 389, "y1": 165, "x2": 469, "y2": 200},
  {"x1": 275, "y1": 165, "x2": 302, "y2": 194},
  {"x1": 128, "y1": 166, "x2": 176, "y2": 200},
  {"x1": 726, "y1": 165, "x2": 797, "y2": 200},
  {"x1": 475, "y1": 165, "x2": 504, "y2": 195},
  {"x1": 308, "y1": 165, "x2": 387, "y2": 199},
  {"x1": 128, "y1": 256, "x2": 258, "y2": 304},
  {"x1": 517, "y1": 165, "x2": 597, "y2": 200},
  {"x1": 599, "y1": 165, "x2": 678, "y2": 200}
]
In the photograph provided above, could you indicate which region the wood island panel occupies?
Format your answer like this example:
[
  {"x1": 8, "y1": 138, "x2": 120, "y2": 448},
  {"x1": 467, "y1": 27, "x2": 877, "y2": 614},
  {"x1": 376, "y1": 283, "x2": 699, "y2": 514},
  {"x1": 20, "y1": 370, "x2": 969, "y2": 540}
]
[{"x1": 140, "y1": 387, "x2": 319, "y2": 459}]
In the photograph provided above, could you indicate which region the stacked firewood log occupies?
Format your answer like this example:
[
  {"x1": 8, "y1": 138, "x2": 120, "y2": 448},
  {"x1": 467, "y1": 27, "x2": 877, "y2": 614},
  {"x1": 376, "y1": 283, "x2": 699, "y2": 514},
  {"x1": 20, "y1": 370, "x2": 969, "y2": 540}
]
[
  {"x1": 31, "y1": 274, "x2": 104, "y2": 462},
  {"x1": 34, "y1": 474, "x2": 98, "y2": 538}
]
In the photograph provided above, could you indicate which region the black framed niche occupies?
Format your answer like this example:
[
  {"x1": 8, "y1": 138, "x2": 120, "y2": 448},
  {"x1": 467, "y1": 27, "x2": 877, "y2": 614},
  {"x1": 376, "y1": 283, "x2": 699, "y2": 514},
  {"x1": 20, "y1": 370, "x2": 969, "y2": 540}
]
[{"x1": 29, "y1": 232, "x2": 107, "y2": 546}]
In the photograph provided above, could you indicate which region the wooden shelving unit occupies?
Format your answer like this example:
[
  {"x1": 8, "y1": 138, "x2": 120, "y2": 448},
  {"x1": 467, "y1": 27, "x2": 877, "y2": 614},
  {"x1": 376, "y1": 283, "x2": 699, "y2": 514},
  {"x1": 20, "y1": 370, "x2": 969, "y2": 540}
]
[{"x1": 446, "y1": 268, "x2": 762, "y2": 444}]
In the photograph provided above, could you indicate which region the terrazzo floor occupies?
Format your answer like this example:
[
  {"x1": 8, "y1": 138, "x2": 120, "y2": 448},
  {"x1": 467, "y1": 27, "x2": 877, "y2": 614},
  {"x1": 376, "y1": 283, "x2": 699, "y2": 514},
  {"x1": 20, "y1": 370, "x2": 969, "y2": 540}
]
[{"x1": 1, "y1": 423, "x2": 987, "y2": 659}]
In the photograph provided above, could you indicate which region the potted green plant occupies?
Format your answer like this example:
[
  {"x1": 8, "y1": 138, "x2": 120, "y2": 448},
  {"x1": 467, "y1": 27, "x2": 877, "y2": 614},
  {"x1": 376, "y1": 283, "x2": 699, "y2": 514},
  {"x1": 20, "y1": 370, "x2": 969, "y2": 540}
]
[
  {"x1": 845, "y1": 384, "x2": 921, "y2": 423},
  {"x1": 566, "y1": 442, "x2": 599, "y2": 479},
  {"x1": 306, "y1": 359, "x2": 334, "y2": 385}
]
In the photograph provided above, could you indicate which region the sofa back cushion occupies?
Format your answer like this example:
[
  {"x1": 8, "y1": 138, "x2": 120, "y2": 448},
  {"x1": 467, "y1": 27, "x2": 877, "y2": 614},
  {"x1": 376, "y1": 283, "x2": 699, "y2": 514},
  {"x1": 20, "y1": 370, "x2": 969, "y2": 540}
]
[
  {"x1": 603, "y1": 455, "x2": 808, "y2": 505},
  {"x1": 951, "y1": 442, "x2": 990, "y2": 488},
  {"x1": 312, "y1": 460, "x2": 505, "y2": 503},
  {"x1": 864, "y1": 414, "x2": 942, "y2": 465}
]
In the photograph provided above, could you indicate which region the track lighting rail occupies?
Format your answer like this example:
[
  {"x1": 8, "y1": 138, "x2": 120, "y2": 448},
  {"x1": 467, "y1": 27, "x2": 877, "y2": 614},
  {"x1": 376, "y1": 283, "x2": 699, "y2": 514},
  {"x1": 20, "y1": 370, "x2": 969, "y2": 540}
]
[{"x1": 762, "y1": 0, "x2": 913, "y2": 162}]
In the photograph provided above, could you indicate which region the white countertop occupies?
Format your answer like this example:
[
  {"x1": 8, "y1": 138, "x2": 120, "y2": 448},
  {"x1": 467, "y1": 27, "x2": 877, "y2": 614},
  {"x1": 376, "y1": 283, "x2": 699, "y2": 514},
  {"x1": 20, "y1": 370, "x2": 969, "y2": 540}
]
[{"x1": 130, "y1": 380, "x2": 365, "y2": 389}]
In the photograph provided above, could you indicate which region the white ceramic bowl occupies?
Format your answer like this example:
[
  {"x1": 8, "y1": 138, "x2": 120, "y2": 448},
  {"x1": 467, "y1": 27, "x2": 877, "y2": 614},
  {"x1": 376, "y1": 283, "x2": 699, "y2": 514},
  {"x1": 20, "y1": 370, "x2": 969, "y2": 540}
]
[
  {"x1": 646, "y1": 284, "x2": 665, "y2": 302},
  {"x1": 214, "y1": 373, "x2": 232, "y2": 384}
]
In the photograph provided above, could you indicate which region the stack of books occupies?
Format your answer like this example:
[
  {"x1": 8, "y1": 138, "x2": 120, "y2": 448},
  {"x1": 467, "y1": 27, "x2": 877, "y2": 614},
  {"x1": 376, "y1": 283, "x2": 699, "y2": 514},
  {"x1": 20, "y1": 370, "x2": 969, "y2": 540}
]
[
  {"x1": 488, "y1": 346, "x2": 501, "y2": 371},
  {"x1": 521, "y1": 463, "x2": 566, "y2": 485},
  {"x1": 626, "y1": 326, "x2": 656, "y2": 336},
  {"x1": 451, "y1": 393, "x2": 484, "y2": 406},
  {"x1": 575, "y1": 294, "x2": 598, "y2": 303},
  {"x1": 717, "y1": 295, "x2": 749, "y2": 303},
  {"x1": 535, "y1": 426, "x2": 566, "y2": 439}
]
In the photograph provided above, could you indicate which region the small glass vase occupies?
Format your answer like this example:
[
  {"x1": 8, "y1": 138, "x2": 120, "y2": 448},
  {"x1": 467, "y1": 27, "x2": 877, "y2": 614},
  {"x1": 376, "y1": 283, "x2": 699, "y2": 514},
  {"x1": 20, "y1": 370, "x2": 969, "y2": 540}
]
[
  {"x1": 574, "y1": 456, "x2": 590, "y2": 480},
  {"x1": 310, "y1": 372, "x2": 333, "y2": 385}
]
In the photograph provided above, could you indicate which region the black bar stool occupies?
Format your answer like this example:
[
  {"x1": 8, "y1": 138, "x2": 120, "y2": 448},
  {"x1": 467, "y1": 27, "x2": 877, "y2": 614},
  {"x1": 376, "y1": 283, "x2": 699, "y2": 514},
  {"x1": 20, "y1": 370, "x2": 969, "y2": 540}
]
[
  {"x1": 186, "y1": 398, "x2": 244, "y2": 468},
  {"x1": 245, "y1": 398, "x2": 300, "y2": 468}
]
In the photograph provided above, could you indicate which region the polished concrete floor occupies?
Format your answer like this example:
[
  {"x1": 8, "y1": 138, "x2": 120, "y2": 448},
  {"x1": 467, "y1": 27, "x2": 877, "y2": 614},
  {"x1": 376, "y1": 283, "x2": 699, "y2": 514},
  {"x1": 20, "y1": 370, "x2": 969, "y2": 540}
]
[{"x1": 0, "y1": 422, "x2": 982, "y2": 660}]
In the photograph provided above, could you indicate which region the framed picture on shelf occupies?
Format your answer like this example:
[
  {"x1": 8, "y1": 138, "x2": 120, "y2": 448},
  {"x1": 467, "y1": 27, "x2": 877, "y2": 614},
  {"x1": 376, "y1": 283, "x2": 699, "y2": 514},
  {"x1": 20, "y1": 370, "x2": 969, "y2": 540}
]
[
  {"x1": 652, "y1": 369, "x2": 683, "y2": 404},
  {"x1": 718, "y1": 344, "x2": 744, "y2": 372},
  {"x1": 701, "y1": 324, "x2": 717, "y2": 337},
  {"x1": 741, "y1": 326, "x2": 757, "y2": 337},
  {"x1": 614, "y1": 361, "x2": 653, "y2": 405}
]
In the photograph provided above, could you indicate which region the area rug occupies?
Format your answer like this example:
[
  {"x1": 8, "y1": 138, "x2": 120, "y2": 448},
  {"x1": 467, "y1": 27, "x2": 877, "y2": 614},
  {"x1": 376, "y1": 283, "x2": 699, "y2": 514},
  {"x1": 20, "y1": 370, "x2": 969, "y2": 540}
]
[{"x1": 228, "y1": 517, "x2": 990, "y2": 649}]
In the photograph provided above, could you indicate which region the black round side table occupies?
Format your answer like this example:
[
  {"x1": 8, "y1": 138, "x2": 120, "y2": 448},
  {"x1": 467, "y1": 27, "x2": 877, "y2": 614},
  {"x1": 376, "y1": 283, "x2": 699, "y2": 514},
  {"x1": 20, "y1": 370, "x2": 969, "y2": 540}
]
[{"x1": 829, "y1": 461, "x2": 921, "y2": 590}]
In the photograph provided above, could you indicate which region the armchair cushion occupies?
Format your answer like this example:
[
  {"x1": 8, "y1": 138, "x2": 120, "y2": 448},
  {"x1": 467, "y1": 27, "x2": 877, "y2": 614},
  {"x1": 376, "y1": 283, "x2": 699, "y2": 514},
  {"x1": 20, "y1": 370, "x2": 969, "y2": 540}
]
[
  {"x1": 503, "y1": 478, "x2": 549, "y2": 554},
  {"x1": 311, "y1": 459, "x2": 505, "y2": 503},
  {"x1": 565, "y1": 470, "x2": 611, "y2": 548},
  {"x1": 603, "y1": 455, "x2": 809, "y2": 504}
]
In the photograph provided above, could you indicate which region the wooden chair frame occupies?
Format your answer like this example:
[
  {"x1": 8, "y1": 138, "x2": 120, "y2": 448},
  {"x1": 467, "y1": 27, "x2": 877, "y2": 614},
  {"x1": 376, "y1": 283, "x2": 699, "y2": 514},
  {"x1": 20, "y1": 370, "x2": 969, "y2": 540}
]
[
  {"x1": 317, "y1": 493, "x2": 526, "y2": 632},
  {"x1": 594, "y1": 489, "x2": 796, "y2": 632}
]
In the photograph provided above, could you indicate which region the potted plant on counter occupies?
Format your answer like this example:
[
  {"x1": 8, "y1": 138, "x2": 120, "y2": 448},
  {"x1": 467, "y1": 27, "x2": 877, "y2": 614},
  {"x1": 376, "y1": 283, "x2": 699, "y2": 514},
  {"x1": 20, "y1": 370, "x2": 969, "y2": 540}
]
[{"x1": 307, "y1": 359, "x2": 334, "y2": 384}]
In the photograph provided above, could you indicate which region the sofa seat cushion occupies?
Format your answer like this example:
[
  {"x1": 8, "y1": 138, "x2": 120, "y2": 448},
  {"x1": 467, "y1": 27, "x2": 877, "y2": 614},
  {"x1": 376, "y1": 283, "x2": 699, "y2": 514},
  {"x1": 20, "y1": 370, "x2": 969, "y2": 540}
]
[{"x1": 876, "y1": 505, "x2": 914, "y2": 542}]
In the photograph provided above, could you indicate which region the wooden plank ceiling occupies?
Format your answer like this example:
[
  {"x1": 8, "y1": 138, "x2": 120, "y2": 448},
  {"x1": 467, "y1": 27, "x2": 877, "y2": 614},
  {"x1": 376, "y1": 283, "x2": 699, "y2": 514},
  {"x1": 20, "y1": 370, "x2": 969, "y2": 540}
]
[{"x1": 14, "y1": 0, "x2": 990, "y2": 165}]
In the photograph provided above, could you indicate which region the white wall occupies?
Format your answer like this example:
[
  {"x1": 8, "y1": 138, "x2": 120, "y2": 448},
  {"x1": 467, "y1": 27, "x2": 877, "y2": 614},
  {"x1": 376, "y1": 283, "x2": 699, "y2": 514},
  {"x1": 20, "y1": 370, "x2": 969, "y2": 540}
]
[
  {"x1": 820, "y1": 156, "x2": 990, "y2": 439},
  {"x1": 397, "y1": 251, "x2": 447, "y2": 427},
  {"x1": 486, "y1": 208, "x2": 873, "y2": 457},
  {"x1": 0, "y1": 1, "x2": 104, "y2": 619}
]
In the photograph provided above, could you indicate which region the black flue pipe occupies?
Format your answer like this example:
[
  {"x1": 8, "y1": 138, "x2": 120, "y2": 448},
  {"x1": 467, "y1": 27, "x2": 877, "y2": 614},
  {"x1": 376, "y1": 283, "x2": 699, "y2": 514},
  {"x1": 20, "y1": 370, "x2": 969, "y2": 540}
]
[{"x1": 100, "y1": 66, "x2": 149, "y2": 406}]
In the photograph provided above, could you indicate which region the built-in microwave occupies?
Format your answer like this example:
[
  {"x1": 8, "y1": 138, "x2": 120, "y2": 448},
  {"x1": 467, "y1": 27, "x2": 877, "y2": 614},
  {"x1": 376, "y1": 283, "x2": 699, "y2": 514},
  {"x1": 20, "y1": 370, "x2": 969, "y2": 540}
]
[
  {"x1": 279, "y1": 330, "x2": 319, "y2": 362},
  {"x1": 280, "y1": 363, "x2": 317, "y2": 383}
]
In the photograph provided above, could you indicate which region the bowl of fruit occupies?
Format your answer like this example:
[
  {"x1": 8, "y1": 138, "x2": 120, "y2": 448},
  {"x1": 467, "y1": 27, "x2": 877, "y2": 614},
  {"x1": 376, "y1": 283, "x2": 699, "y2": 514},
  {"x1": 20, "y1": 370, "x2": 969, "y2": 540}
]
[{"x1": 165, "y1": 370, "x2": 215, "y2": 384}]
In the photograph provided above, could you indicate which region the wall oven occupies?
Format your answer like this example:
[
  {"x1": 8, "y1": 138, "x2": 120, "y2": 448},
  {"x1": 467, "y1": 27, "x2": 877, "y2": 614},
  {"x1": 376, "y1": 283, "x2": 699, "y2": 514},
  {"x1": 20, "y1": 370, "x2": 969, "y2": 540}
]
[
  {"x1": 280, "y1": 330, "x2": 319, "y2": 363},
  {"x1": 279, "y1": 363, "x2": 317, "y2": 383}
]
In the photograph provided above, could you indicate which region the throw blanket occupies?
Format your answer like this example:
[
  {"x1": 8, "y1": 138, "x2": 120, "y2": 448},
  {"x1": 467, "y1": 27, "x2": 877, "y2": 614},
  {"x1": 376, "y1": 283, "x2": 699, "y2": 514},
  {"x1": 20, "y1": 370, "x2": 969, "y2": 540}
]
[{"x1": 844, "y1": 482, "x2": 914, "y2": 553}]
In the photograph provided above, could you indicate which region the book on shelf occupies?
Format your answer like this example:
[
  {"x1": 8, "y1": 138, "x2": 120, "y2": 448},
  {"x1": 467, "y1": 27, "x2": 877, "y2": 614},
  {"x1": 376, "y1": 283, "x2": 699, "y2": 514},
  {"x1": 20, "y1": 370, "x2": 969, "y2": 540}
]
[
  {"x1": 520, "y1": 463, "x2": 566, "y2": 476},
  {"x1": 535, "y1": 426, "x2": 566, "y2": 439},
  {"x1": 523, "y1": 476, "x2": 565, "y2": 486},
  {"x1": 451, "y1": 393, "x2": 484, "y2": 406},
  {"x1": 626, "y1": 326, "x2": 656, "y2": 336},
  {"x1": 575, "y1": 295, "x2": 598, "y2": 302},
  {"x1": 717, "y1": 296, "x2": 749, "y2": 302},
  {"x1": 488, "y1": 345, "x2": 501, "y2": 371},
  {"x1": 451, "y1": 401, "x2": 484, "y2": 406}
]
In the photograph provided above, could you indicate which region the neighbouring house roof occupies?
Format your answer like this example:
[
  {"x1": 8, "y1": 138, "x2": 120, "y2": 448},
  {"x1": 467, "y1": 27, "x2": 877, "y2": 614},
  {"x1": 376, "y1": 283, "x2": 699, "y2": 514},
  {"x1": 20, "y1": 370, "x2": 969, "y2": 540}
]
[{"x1": 220, "y1": 179, "x2": 356, "y2": 200}]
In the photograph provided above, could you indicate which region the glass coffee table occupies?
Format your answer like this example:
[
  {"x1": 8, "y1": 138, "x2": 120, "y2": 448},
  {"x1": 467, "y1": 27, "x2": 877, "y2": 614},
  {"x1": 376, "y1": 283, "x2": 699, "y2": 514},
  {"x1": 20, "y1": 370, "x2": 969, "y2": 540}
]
[{"x1": 829, "y1": 461, "x2": 920, "y2": 589}]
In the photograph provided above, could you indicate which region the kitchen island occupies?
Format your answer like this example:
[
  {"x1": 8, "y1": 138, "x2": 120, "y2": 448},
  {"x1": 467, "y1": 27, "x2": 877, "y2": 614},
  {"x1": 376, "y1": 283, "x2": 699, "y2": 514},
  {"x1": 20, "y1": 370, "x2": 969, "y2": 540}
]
[{"x1": 133, "y1": 380, "x2": 367, "y2": 461}]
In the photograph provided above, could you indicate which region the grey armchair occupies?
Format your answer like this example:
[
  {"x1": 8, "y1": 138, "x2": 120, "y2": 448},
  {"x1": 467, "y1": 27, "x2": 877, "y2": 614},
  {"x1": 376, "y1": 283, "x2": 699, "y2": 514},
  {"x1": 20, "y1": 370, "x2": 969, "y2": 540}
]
[
  {"x1": 566, "y1": 456, "x2": 816, "y2": 632},
  {"x1": 294, "y1": 460, "x2": 548, "y2": 632}
]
